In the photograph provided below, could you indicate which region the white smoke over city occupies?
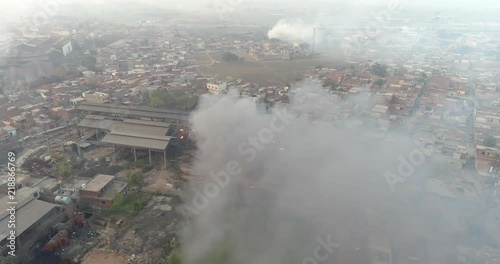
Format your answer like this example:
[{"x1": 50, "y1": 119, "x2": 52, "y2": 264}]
[
  {"x1": 177, "y1": 82, "x2": 446, "y2": 263},
  {"x1": 266, "y1": 15, "x2": 363, "y2": 51},
  {"x1": 267, "y1": 19, "x2": 316, "y2": 43}
]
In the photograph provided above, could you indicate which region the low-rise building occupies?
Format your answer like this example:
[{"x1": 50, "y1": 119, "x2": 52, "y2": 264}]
[
  {"x1": 77, "y1": 174, "x2": 128, "y2": 209},
  {"x1": 207, "y1": 82, "x2": 227, "y2": 95}
]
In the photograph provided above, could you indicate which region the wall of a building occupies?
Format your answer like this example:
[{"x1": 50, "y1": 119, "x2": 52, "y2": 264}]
[{"x1": 62, "y1": 42, "x2": 73, "y2": 56}]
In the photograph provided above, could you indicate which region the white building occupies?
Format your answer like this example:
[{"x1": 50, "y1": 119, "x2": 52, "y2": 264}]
[
  {"x1": 61, "y1": 41, "x2": 73, "y2": 56},
  {"x1": 82, "y1": 91, "x2": 110, "y2": 104},
  {"x1": 207, "y1": 82, "x2": 227, "y2": 95},
  {"x1": 2, "y1": 126, "x2": 16, "y2": 137}
]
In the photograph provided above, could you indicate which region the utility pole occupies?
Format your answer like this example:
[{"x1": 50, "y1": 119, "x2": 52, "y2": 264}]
[
  {"x1": 43, "y1": 125, "x2": 51, "y2": 152},
  {"x1": 19, "y1": 132, "x2": 25, "y2": 148},
  {"x1": 66, "y1": 121, "x2": 71, "y2": 141}
]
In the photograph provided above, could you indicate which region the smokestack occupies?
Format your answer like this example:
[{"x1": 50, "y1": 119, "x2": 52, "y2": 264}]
[{"x1": 312, "y1": 27, "x2": 316, "y2": 55}]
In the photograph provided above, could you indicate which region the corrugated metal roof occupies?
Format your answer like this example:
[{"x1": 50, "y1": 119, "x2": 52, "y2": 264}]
[
  {"x1": 0, "y1": 199, "x2": 56, "y2": 241},
  {"x1": 78, "y1": 115, "x2": 174, "y2": 150},
  {"x1": 101, "y1": 133, "x2": 170, "y2": 150},
  {"x1": 77, "y1": 115, "x2": 119, "y2": 130},
  {"x1": 111, "y1": 122, "x2": 170, "y2": 138},
  {"x1": 123, "y1": 118, "x2": 171, "y2": 127},
  {"x1": 77, "y1": 103, "x2": 189, "y2": 121}
]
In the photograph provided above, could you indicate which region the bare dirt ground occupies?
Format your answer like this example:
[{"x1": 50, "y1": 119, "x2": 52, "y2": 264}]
[
  {"x1": 104, "y1": 193, "x2": 180, "y2": 263},
  {"x1": 146, "y1": 167, "x2": 175, "y2": 187},
  {"x1": 143, "y1": 154, "x2": 192, "y2": 195},
  {"x1": 83, "y1": 146, "x2": 115, "y2": 161},
  {"x1": 82, "y1": 250, "x2": 128, "y2": 264},
  {"x1": 60, "y1": 191, "x2": 180, "y2": 264},
  {"x1": 192, "y1": 52, "x2": 214, "y2": 66},
  {"x1": 200, "y1": 51, "x2": 348, "y2": 86}
]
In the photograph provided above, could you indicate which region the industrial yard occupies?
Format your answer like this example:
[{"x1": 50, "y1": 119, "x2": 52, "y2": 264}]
[{"x1": 0, "y1": 102, "x2": 192, "y2": 264}]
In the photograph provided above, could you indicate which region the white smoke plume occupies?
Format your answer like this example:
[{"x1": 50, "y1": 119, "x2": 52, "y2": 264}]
[
  {"x1": 177, "y1": 82, "x2": 456, "y2": 264},
  {"x1": 266, "y1": 15, "x2": 362, "y2": 50},
  {"x1": 267, "y1": 19, "x2": 316, "y2": 43}
]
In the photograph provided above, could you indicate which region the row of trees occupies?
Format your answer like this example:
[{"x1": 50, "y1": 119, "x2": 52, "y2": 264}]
[
  {"x1": 484, "y1": 134, "x2": 497, "y2": 147},
  {"x1": 81, "y1": 55, "x2": 97, "y2": 71},
  {"x1": 222, "y1": 52, "x2": 245, "y2": 62},
  {"x1": 371, "y1": 62, "x2": 388, "y2": 77},
  {"x1": 111, "y1": 160, "x2": 153, "y2": 215},
  {"x1": 150, "y1": 91, "x2": 198, "y2": 111}
]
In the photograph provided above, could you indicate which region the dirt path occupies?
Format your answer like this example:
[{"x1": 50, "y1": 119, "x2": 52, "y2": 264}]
[{"x1": 17, "y1": 145, "x2": 47, "y2": 168}]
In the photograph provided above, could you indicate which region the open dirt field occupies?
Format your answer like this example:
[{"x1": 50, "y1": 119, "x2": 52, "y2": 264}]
[
  {"x1": 83, "y1": 250, "x2": 128, "y2": 264},
  {"x1": 192, "y1": 52, "x2": 214, "y2": 66},
  {"x1": 200, "y1": 51, "x2": 348, "y2": 86}
]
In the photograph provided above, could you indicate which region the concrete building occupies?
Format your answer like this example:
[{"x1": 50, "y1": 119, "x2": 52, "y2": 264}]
[
  {"x1": 475, "y1": 145, "x2": 500, "y2": 177},
  {"x1": 77, "y1": 174, "x2": 128, "y2": 209},
  {"x1": 207, "y1": 82, "x2": 227, "y2": 95}
]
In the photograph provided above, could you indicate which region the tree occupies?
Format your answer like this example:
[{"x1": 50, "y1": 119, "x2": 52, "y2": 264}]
[
  {"x1": 111, "y1": 192, "x2": 124, "y2": 211},
  {"x1": 150, "y1": 91, "x2": 164, "y2": 107},
  {"x1": 170, "y1": 255, "x2": 182, "y2": 264},
  {"x1": 323, "y1": 79, "x2": 338, "y2": 88},
  {"x1": 81, "y1": 55, "x2": 97, "y2": 71},
  {"x1": 127, "y1": 171, "x2": 145, "y2": 193},
  {"x1": 395, "y1": 68, "x2": 406, "y2": 76},
  {"x1": 87, "y1": 82, "x2": 99, "y2": 91},
  {"x1": 150, "y1": 91, "x2": 198, "y2": 111},
  {"x1": 484, "y1": 134, "x2": 497, "y2": 147},
  {"x1": 374, "y1": 79, "x2": 385, "y2": 88},
  {"x1": 57, "y1": 160, "x2": 72, "y2": 178},
  {"x1": 299, "y1": 43, "x2": 310, "y2": 50},
  {"x1": 371, "y1": 62, "x2": 388, "y2": 77},
  {"x1": 222, "y1": 52, "x2": 239, "y2": 62}
]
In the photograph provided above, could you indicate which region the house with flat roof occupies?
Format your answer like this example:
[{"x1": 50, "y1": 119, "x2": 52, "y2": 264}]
[{"x1": 78, "y1": 174, "x2": 128, "y2": 209}]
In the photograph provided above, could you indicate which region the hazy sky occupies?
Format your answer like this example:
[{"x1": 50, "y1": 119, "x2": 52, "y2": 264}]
[
  {"x1": 0, "y1": 0, "x2": 498, "y2": 23},
  {"x1": 0, "y1": 0, "x2": 498, "y2": 35}
]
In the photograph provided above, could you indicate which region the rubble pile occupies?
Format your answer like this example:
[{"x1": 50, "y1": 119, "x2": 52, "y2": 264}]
[{"x1": 22, "y1": 158, "x2": 55, "y2": 177}]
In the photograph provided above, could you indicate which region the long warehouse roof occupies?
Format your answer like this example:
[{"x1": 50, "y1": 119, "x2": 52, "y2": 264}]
[
  {"x1": 77, "y1": 103, "x2": 190, "y2": 121},
  {"x1": 79, "y1": 115, "x2": 175, "y2": 150},
  {"x1": 78, "y1": 115, "x2": 120, "y2": 130},
  {"x1": 101, "y1": 133, "x2": 171, "y2": 150},
  {"x1": 78, "y1": 115, "x2": 173, "y2": 131},
  {"x1": 0, "y1": 198, "x2": 56, "y2": 241}
]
